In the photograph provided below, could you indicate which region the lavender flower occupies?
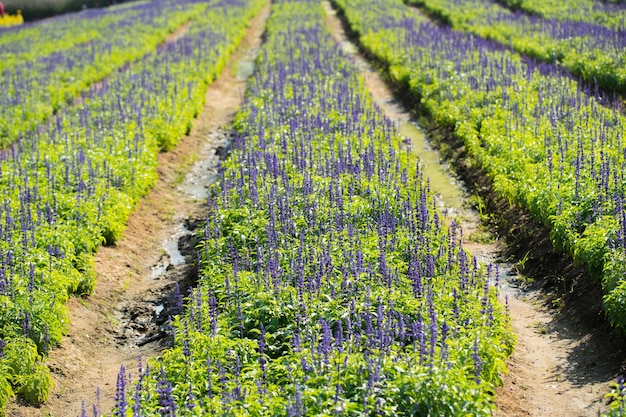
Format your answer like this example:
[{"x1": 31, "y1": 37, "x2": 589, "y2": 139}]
[
  {"x1": 114, "y1": 365, "x2": 128, "y2": 417},
  {"x1": 156, "y1": 367, "x2": 177, "y2": 417}
]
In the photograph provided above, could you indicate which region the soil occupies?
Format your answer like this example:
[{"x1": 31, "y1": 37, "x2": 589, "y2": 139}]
[
  {"x1": 6, "y1": 3, "x2": 270, "y2": 416},
  {"x1": 160, "y1": 21, "x2": 192, "y2": 48},
  {"x1": 324, "y1": 2, "x2": 626, "y2": 416},
  {"x1": 479, "y1": 189, "x2": 626, "y2": 417}
]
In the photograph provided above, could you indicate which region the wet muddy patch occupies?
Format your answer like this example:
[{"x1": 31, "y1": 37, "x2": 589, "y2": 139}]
[
  {"x1": 178, "y1": 129, "x2": 235, "y2": 200},
  {"x1": 110, "y1": 127, "x2": 238, "y2": 351},
  {"x1": 109, "y1": 218, "x2": 200, "y2": 349}
]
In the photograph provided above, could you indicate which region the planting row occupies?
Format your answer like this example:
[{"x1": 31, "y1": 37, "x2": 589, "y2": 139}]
[
  {"x1": 0, "y1": 3, "x2": 150, "y2": 69},
  {"x1": 335, "y1": 0, "x2": 626, "y2": 413},
  {"x1": 495, "y1": 0, "x2": 626, "y2": 28},
  {"x1": 0, "y1": 0, "x2": 264, "y2": 412},
  {"x1": 107, "y1": 1, "x2": 514, "y2": 415},
  {"x1": 408, "y1": 0, "x2": 626, "y2": 95},
  {"x1": 335, "y1": 0, "x2": 626, "y2": 366},
  {"x1": 0, "y1": 0, "x2": 209, "y2": 146}
]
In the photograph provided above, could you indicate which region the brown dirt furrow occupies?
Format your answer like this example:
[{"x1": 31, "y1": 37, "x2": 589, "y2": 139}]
[
  {"x1": 162, "y1": 20, "x2": 192, "y2": 47},
  {"x1": 494, "y1": 290, "x2": 615, "y2": 416},
  {"x1": 6, "y1": 2, "x2": 270, "y2": 416}
]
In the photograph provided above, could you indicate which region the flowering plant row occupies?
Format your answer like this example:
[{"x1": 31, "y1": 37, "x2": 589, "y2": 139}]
[
  {"x1": 111, "y1": 1, "x2": 514, "y2": 415},
  {"x1": 0, "y1": 0, "x2": 263, "y2": 412},
  {"x1": 336, "y1": 0, "x2": 626, "y2": 331},
  {"x1": 407, "y1": 0, "x2": 626, "y2": 95},
  {"x1": 495, "y1": 0, "x2": 626, "y2": 28},
  {"x1": 0, "y1": 0, "x2": 211, "y2": 146}
]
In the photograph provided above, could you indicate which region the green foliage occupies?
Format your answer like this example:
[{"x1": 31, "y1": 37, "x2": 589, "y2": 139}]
[
  {"x1": 604, "y1": 281, "x2": 626, "y2": 332},
  {"x1": 604, "y1": 376, "x2": 626, "y2": 417},
  {"x1": 0, "y1": 375, "x2": 13, "y2": 416},
  {"x1": 16, "y1": 364, "x2": 54, "y2": 404},
  {"x1": 603, "y1": 253, "x2": 626, "y2": 332},
  {"x1": 2, "y1": 337, "x2": 52, "y2": 405}
]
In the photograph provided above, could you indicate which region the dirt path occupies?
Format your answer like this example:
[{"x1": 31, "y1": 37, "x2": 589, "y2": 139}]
[
  {"x1": 323, "y1": 2, "x2": 623, "y2": 416},
  {"x1": 161, "y1": 20, "x2": 192, "y2": 47},
  {"x1": 491, "y1": 255, "x2": 625, "y2": 417},
  {"x1": 6, "y1": 3, "x2": 270, "y2": 417},
  {"x1": 494, "y1": 287, "x2": 615, "y2": 416}
]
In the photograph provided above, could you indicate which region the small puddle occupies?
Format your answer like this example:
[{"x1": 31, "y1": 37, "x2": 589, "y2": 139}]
[
  {"x1": 235, "y1": 10, "x2": 267, "y2": 81},
  {"x1": 163, "y1": 224, "x2": 188, "y2": 267},
  {"x1": 237, "y1": 59, "x2": 256, "y2": 80},
  {"x1": 154, "y1": 304, "x2": 164, "y2": 317},
  {"x1": 149, "y1": 263, "x2": 168, "y2": 281},
  {"x1": 177, "y1": 154, "x2": 218, "y2": 201},
  {"x1": 339, "y1": 40, "x2": 358, "y2": 55},
  {"x1": 149, "y1": 223, "x2": 190, "y2": 280},
  {"x1": 177, "y1": 130, "x2": 231, "y2": 200}
]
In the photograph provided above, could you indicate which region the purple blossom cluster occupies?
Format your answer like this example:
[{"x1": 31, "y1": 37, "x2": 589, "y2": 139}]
[
  {"x1": 428, "y1": 0, "x2": 626, "y2": 94},
  {"x1": 0, "y1": 0, "x2": 210, "y2": 145},
  {"x1": 484, "y1": 10, "x2": 626, "y2": 54},
  {"x1": 494, "y1": 0, "x2": 626, "y2": 29}
]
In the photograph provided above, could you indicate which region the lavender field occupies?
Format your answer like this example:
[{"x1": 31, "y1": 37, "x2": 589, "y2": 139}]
[{"x1": 1, "y1": 0, "x2": 626, "y2": 415}]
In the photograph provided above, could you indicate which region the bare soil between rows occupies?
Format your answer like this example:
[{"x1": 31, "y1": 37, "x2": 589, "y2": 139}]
[{"x1": 6, "y1": 3, "x2": 270, "y2": 416}]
